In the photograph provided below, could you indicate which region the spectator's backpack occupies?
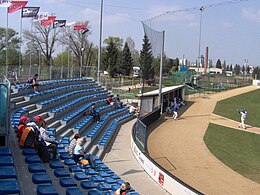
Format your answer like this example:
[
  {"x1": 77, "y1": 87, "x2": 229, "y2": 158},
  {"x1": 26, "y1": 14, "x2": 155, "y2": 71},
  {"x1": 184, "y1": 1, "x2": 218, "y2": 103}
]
[{"x1": 19, "y1": 126, "x2": 39, "y2": 148}]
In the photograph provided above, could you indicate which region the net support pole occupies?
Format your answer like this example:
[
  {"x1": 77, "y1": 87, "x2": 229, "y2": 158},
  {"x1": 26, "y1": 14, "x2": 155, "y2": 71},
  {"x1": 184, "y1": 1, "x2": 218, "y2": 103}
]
[
  {"x1": 158, "y1": 30, "x2": 165, "y2": 114},
  {"x1": 5, "y1": 9, "x2": 9, "y2": 77}
]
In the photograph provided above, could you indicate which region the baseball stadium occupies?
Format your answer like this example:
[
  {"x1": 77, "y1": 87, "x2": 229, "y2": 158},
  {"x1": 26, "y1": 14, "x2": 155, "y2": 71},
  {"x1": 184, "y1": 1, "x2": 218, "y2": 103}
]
[{"x1": 1, "y1": 0, "x2": 260, "y2": 195}]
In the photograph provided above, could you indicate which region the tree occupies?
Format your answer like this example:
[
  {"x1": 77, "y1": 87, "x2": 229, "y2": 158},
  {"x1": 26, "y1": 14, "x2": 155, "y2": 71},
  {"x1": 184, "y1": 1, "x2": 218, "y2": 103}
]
[
  {"x1": 246, "y1": 65, "x2": 250, "y2": 75},
  {"x1": 0, "y1": 27, "x2": 20, "y2": 51},
  {"x1": 222, "y1": 60, "x2": 226, "y2": 71},
  {"x1": 226, "y1": 65, "x2": 230, "y2": 71},
  {"x1": 102, "y1": 39, "x2": 119, "y2": 77},
  {"x1": 209, "y1": 59, "x2": 213, "y2": 68},
  {"x1": 242, "y1": 65, "x2": 245, "y2": 74},
  {"x1": 139, "y1": 35, "x2": 154, "y2": 83},
  {"x1": 103, "y1": 36, "x2": 123, "y2": 49},
  {"x1": 23, "y1": 22, "x2": 60, "y2": 66},
  {"x1": 234, "y1": 64, "x2": 240, "y2": 75},
  {"x1": 216, "y1": 59, "x2": 222, "y2": 69},
  {"x1": 121, "y1": 42, "x2": 133, "y2": 76},
  {"x1": 230, "y1": 64, "x2": 233, "y2": 71},
  {"x1": 252, "y1": 66, "x2": 260, "y2": 79}
]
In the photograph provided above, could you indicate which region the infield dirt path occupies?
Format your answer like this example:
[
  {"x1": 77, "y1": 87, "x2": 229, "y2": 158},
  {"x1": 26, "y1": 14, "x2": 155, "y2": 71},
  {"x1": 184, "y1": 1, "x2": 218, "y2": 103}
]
[{"x1": 147, "y1": 85, "x2": 260, "y2": 195}]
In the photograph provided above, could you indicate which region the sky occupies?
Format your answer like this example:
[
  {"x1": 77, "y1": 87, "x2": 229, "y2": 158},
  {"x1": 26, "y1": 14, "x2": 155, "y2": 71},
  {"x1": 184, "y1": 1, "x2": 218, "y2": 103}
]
[{"x1": 0, "y1": 0, "x2": 260, "y2": 66}]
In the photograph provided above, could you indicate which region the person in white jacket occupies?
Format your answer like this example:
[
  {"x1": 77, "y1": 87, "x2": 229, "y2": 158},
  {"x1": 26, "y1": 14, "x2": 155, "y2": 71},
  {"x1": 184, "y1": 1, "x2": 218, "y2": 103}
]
[{"x1": 238, "y1": 109, "x2": 247, "y2": 129}]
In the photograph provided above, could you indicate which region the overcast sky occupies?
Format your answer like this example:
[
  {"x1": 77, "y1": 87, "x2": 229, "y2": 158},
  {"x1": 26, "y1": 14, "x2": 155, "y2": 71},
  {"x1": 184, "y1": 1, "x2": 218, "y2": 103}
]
[{"x1": 0, "y1": 0, "x2": 259, "y2": 66}]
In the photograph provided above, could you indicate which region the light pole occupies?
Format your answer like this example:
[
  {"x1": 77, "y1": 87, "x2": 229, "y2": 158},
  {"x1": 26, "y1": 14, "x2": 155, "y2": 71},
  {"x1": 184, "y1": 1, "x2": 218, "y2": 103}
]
[
  {"x1": 97, "y1": 0, "x2": 103, "y2": 83},
  {"x1": 197, "y1": 6, "x2": 204, "y2": 76},
  {"x1": 80, "y1": 48, "x2": 84, "y2": 77}
]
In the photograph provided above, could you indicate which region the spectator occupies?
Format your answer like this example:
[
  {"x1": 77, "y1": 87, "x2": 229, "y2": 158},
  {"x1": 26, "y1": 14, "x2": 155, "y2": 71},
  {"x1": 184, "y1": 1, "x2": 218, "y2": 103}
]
[
  {"x1": 107, "y1": 95, "x2": 114, "y2": 105},
  {"x1": 115, "y1": 99, "x2": 122, "y2": 109},
  {"x1": 73, "y1": 139, "x2": 85, "y2": 163},
  {"x1": 17, "y1": 115, "x2": 30, "y2": 140},
  {"x1": 116, "y1": 94, "x2": 120, "y2": 102},
  {"x1": 34, "y1": 116, "x2": 58, "y2": 160},
  {"x1": 33, "y1": 116, "x2": 52, "y2": 163},
  {"x1": 29, "y1": 74, "x2": 40, "y2": 93},
  {"x1": 114, "y1": 182, "x2": 131, "y2": 195},
  {"x1": 129, "y1": 105, "x2": 137, "y2": 114},
  {"x1": 67, "y1": 134, "x2": 81, "y2": 155},
  {"x1": 90, "y1": 104, "x2": 100, "y2": 123}
]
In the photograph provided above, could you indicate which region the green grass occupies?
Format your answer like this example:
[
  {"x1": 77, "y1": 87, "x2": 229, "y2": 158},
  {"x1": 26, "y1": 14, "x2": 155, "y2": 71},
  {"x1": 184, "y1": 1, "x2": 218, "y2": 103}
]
[
  {"x1": 204, "y1": 123, "x2": 260, "y2": 184},
  {"x1": 213, "y1": 89, "x2": 260, "y2": 127}
]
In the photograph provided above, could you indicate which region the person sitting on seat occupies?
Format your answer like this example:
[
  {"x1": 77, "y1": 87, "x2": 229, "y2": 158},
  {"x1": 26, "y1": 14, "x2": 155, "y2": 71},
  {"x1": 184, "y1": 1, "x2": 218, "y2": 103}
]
[
  {"x1": 67, "y1": 134, "x2": 81, "y2": 156},
  {"x1": 114, "y1": 182, "x2": 131, "y2": 195},
  {"x1": 29, "y1": 74, "x2": 40, "y2": 93},
  {"x1": 107, "y1": 95, "x2": 114, "y2": 105},
  {"x1": 17, "y1": 115, "x2": 30, "y2": 141}
]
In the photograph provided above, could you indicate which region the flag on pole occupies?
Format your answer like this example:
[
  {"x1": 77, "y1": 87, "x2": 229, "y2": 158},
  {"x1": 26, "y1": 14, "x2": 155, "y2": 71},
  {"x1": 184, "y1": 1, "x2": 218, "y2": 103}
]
[
  {"x1": 74, "y1": 24, "x2": 86, "y2": 30},
  {"x1": 0, "y1": 0, "x2": 12, "y2": 7},
  {"x1": 8, "y1": 0, "x2": 28, "y2": 13},
  {"x1": 21, "y1": 7, "x2": 40, "y2": 18},
  {"x1": 34, "y1": 12, "x2": 49, "y2": 21},
  {"x1": 53, "y1": 20, "x2": 66, "y2": 28},
  {"x1": 41, "y1": 15, "x2": 56, "y2": 26}
]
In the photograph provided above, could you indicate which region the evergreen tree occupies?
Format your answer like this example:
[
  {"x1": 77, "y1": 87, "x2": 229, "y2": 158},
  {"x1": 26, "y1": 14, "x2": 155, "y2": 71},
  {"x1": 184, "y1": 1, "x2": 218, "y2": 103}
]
[
  {"x1": 234, "y1": 64, "x2": 240, "y2": 75},
  {"x1": 246, "y1": 65, "x2": 250, "y2": 75},
  {"x1": 242, "y1": 65, "x2": 245, "y2": 74},
  {"x1": 226, "y1": 65, "x2": 230, "y2": 71},
  {"x1": 102, "y1": 40, "x2": 119, "y2": 77},
  {"x1": 139, "y1": 35, "x2": 154, "y2": 83},
  {"x1": 121, "y1": 42, "x2": 133, "y2": 76},
  {"x1": 216, "y1": 59, "x2": 222, "y2": 69},
  {"x1": 230, "y1": 64, "x2": 233, "y2": 71}
]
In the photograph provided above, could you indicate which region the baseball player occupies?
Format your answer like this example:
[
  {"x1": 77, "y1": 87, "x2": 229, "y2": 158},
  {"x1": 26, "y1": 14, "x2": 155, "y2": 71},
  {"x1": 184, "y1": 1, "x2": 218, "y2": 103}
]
[{"x1": 238, "y1": 109, "x2": 247, "y2": 129}]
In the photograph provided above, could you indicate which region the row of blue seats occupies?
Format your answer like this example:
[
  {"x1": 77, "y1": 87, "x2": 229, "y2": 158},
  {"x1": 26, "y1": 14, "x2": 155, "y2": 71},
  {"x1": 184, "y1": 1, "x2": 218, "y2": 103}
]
[
  {"x1": 26, "y1": 82, "x2": 95, "y2": 98},
  {"x1": 62, "y1": 98, "x2": 107, "y2": 123},
  {"x1": 74, "y1": 104, "x2": 112, "y2": 131},
  {"x1": 99, "y1": 113, "x2": 133, "y2": 148},
  {"x1": 37, "y1": 87, "x2": 105, "y2": 105},
  {"x1": 50, "y1": 91, "x2": 109, "y2": 115},
  {"x1": 86, "y1": 108, "x2": 127, "y2": 140},
  {"x1": 14, "y1": 77, "x2": 89, "y2": 91},
  {"x1": 55, "y1": 144, "x2": 139, "y2": 195},
  {"x1": 0, "y1": 147, "x2": 20, "y2": 194},
  {"x1": 11, "y1": 108, "x2": 28, "y2": 129}
]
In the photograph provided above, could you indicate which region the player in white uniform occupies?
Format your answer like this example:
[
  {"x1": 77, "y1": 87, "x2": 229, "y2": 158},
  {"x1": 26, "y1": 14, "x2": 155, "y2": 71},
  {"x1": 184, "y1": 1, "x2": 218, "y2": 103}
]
[{"x1": 238, "y1": 109, "x2": 247, "y2": 129}]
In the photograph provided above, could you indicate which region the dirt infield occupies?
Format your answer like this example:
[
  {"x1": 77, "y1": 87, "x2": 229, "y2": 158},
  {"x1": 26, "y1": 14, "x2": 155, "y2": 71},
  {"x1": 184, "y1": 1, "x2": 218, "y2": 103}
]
[{"x1": 147, "y1": 85, "x2": 260, "y2": 194}]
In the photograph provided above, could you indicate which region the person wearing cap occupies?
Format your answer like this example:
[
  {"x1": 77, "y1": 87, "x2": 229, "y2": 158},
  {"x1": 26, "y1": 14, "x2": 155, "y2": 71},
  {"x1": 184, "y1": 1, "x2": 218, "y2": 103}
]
[
  {"x1": 17, "y1": 115, "x2": 30, "y2": 140},
  {"x1": 114, "y1": 182, "x2": 131, "y2": 195},
  {"x1": 238, "y1": 109, "x2": 247, "y2": 129},
  {"x1": 34, "y1": 116, "x2": 58, "y2": 160}
]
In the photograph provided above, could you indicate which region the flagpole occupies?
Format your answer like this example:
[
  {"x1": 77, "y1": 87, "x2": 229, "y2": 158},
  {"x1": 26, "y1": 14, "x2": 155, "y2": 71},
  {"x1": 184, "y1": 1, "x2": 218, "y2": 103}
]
[
  {"x1": 19, "y1": 11, "x2": 23, "y2": 78},
  {"x1": 29, "y1": 18, "x2": 33, "y2": 77},
  {"x1": 5, "y1": 8, "x2": 9, "y2": 77},
  {"x1": 97, "y1": 0, "x2": 103, "y2": 83}
]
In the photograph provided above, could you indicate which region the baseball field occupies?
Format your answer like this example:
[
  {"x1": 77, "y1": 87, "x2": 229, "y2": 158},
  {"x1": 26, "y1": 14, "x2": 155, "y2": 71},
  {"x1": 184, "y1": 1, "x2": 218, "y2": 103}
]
[{"x1": 147, "y1": 85, "x2": 260, "y2": 194}]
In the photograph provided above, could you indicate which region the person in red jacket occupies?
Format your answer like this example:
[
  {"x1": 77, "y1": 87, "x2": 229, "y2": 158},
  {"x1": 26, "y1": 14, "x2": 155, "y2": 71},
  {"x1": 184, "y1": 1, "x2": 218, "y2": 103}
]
[{"x1": 17, "y1": 116, "x2": 30, "y2": 140}]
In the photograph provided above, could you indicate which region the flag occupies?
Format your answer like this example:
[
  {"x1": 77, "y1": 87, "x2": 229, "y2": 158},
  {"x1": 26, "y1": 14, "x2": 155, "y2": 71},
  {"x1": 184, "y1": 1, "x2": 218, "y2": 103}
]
[
  {"x1": 22, "y1": 7, "x2": 40, "y2": 18},
  {"x1": 0, "y1": 0, "x2": 12, "y2": 7},
  {"x1": 34, "y1": 12, "x2": 49, "y2": 21},
  {"x1": 41, "y1": 15, "x2": 56, "y2": 26},
  {"x1": 8, "y1": 0, "x2": 28, "y2": 13},
  {"x1": 74, "y1": 24, "x2": 86, "y2": 30},
  {"x1": 53, "y1": 20, "x2": 66, "y2": 28},
  {"x1": 66, "y1": 22, "x2": 76, "y2": 27},
  {"x1": 82, "y1": 29, "x2": 89, "y2": 35}
]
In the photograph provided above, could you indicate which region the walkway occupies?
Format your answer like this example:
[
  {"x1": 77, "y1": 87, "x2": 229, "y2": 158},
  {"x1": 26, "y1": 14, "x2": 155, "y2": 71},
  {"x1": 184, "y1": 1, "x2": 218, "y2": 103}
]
[
  {"x1": 104, "y1": 119, "x2": 169, "y2": 195},
  {"x1": 147, "y1": 85, "x2": 260, "y2": 194}
]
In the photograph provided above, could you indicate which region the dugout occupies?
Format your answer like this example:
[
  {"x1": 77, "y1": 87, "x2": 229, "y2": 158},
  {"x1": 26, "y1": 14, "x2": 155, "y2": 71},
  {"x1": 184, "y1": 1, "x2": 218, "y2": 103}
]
[{"x1": 138, "y1": 85, "x2": 185, "y2": 113}]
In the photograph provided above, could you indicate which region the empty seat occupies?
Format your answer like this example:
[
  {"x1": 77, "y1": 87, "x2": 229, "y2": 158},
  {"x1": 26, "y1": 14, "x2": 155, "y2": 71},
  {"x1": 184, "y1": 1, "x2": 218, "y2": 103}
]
[
  {"x1": 104, "y1": 177, "x2": 116, "y2": 184},
  {"x1": 97, "y1": 183, "x2": 111, "y2": 191},
  {"x1": 87, "y1": 189, "x2": 102, "y2": 195},
  {"x1": 32, "y1": 173, "x2": 52, "y2": 184},
  {"x1": 0, "y1": 147, "x2": 12, "y2": 156},
  {"x1": 54, "y1": 168, "x2": 70, "y2": 177},
  {"x1": 80, "y1": 180, "x2": 97, "y2": 189},
  {"x1": 0, "y1": 167, "x2": 17, "y2": 179},
  {"x1": 59, "y1": 177, "x2": 77, "y2": 187},
  {"x1": 0, "y1": 180, "x2": 20, "y2": 194},
  {"x1": 28, "y1": 164, "x2": 46, "y2": 173},
  {"x1": 66, "y1": 187, "x2": 84, "y2": 195},
  {"x1": 90, "y1": 175, "x2": 103, "y2": 182},
  {"x1": 74, "y1": 172, "x2": 88, "y2": 180},
  {"x1": 69, "y1": 165, "x2": 83, "y2": 173},
  {"x1": 25, "y1": 155, "x2": 41, "y2": 164},
  {"x1": 0, "y1": 156, "x2": 14, "y2": 166},
  {"x1": 64, "y1": 159, "x2": 77, "y2": 166},
  {"x1": 60, "y1": 153, "x2": 72, "y2": 160},
  {"x1": 49, "y1": 161, "x2": 64, "y2": 169},
  {"x1": 36, "y1": 184, "x2": 58, "y2": 195},
  {"x1": 23, "y1": 148, "x2": 37, "y2": 155}
]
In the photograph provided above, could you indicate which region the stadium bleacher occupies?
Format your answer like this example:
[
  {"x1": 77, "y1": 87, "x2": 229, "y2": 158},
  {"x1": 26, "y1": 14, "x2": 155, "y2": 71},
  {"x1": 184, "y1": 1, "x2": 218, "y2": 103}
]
[{"x1": 7, "y1": 77, "x2": 138, "y2": 195}]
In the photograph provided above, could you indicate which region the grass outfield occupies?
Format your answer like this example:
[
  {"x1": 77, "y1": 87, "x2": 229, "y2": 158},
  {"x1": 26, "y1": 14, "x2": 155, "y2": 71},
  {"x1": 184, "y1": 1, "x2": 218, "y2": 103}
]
[
  {"x1": 213, "y1": 88, "x2": 260, "y2": 127},
  {"x1": 204, "y1": 123, "x2": 260, "y2": 184}
]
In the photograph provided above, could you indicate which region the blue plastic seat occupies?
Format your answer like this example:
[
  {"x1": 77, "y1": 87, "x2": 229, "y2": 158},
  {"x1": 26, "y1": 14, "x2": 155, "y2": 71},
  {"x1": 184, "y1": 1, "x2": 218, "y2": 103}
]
[
  {"x1": 110, "y1": 174, "x2": 120, "y2": 180},
  {"x1": 23, "y1": 148, "x2": 37, "y2": 155},
  {"x1": 64, "y1": 159, "x2": 77, "y2": 166},
  {"x1": 111, "y1": 184, "x2": 120, "y2": 191},
  {"x1": 32, "y1": 173, "x2": 52, "y2": 184},
  {"x1": 0, "y1": 167, "x2": 17, "y2": 179},
  {"x1": 69, "y1": 165, "x2": 83, "y2": 173},
  {"x1": 60, "y1": 153, "x2": 72, "y2": 160},
  {"x1": 28, "y1": 164, "x2": 46, "y2": 173},
  {"x1": 97, "y1": 183, "x2": 111, "y2": 191},
  {"x1": 98, "y1": 171, "x2": 110, "y2": 177},
  {"x1": 25, "y1": 155, "x2": 41, "y2": 164},
  {"x1": 0, "y1": 180, "x2": 20, "y2": 194},
  {"x1": 54, "y1": 168, "x2": 70, "y2": 177},
  {"x1": 66, "y1": 187, "x2": 84, "y2": 195},
  {"x1": 80, "y1": 180, "x2": 97, "y2": 189},
  {"x1": 90, "y1": 175, "x2": 103, "y2": 182},
  {"x1": 87, "y1": 189, "x2": 102, "y2": 195},
  {"x1": 85, "y1": 169, "x2": 97, "y2": 175},
  {"x1": 0, "y1": 147, "x2": 12, "y2": 156},
  {"x1": 49, "y1": 161, "x2": 64, "y2": 169},
  {"x1": 59, "y1": 177, "x2": 77, "y2": 187},
  {"x1": 74, "y1": 172, "x2": 88, "y2": 180},
  {"x1": 0, "y1": 156, "x2": 14, "y2": 166},
  {"x1": 104, "y1": 177, "x2": 116, "y2": 184},
  {"x1": 36, "y1": 184, "x2": 58, "y2": 195}
]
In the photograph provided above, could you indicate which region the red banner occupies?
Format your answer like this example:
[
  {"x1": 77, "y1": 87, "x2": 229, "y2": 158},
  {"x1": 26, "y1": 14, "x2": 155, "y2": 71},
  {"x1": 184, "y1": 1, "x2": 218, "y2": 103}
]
[
  {"x1": 8, "y1": 0, "x2": 28, "y2": 13},
  {"x1": 73, "y1": 25, "x2": 86, "y2": 30},
  {"x1": 41, "y1": 16, "x2": 57, "y2": 26}
]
